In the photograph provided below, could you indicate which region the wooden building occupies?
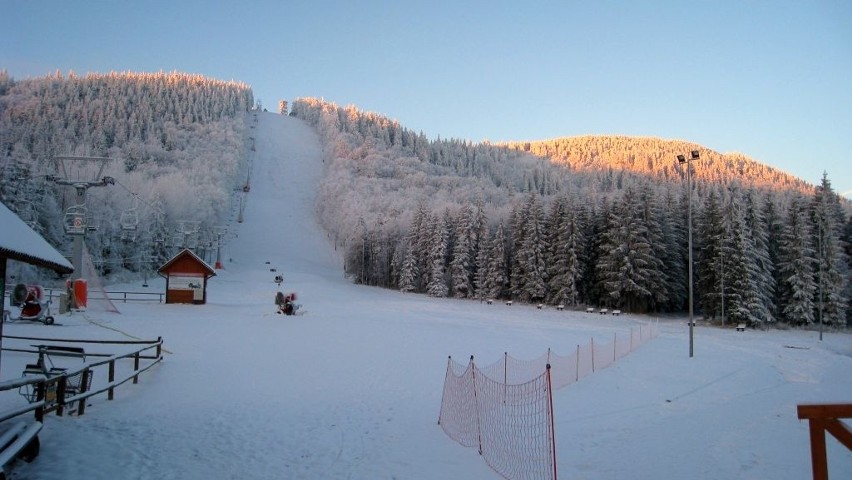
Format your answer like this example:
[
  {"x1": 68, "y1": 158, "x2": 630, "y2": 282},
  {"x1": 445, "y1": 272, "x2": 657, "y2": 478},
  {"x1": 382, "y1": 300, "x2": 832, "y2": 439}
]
[{"x1": 157, "y1": 249, "x2": 216, "y2": 304}]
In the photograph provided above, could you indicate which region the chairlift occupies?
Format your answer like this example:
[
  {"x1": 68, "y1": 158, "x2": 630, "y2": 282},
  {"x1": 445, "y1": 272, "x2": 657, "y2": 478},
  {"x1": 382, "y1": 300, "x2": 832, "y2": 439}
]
[
  {"x1": 170, "y1": 233, "x2": 184, "y2": 248},
  {"x1": 120, "y1": 209, "x2": 139, "y2": 242},
  {"x1": 63, "y1": 205, "x2": 88, "y2": 234},
  {"x1": 120, "y1": 210, "x2": 139, "y2": 230},
  {"x1": 86, "y1": 214, "x2": 99, "y2": 232},
  {"x1": 120, "y1": 230, "x2": 136, "y2": 242}
]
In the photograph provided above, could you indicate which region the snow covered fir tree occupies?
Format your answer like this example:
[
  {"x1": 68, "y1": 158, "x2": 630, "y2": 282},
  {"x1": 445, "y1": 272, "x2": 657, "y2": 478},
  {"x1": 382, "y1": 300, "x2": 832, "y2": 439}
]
[{"x1": 1, "y1": 71, "x2": 849, "y2": 328}]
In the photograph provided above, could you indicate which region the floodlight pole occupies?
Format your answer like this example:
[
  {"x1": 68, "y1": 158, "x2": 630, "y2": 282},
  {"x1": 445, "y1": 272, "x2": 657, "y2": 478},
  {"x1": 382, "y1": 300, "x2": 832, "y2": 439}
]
[
  {"x1": 818, "y1": 218, "x2": 824, "y2": 341},
  {"x1": 677, "y1": 150, "x2": 700, "y2": 358}
]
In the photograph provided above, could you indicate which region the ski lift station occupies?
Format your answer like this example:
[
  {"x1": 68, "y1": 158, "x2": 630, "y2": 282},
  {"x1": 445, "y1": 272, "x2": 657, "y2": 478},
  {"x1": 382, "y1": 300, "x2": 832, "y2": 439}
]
[{"x1": 157, "y1": 249, "x2": 216, "y2": 304}]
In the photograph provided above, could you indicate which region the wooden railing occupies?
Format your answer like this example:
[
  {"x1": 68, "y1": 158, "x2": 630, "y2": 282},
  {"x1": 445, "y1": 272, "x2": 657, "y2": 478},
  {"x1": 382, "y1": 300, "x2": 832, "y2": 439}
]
[
  {"x1": 797, "y1": 403, "x2": 852, "y2": 480},
  {"x1": 0, "y1": 336, "x2": 163, "y2": 421},
  {"x1": 0, "y1": 336, "x2": 162, "y2": 475},
  {"x1": 3, "y1": 287, "x2": 164, "y2": 304}
]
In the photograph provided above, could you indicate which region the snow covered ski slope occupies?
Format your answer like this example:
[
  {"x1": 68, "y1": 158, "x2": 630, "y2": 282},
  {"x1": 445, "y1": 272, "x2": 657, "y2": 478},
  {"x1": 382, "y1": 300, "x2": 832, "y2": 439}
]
[{"x1": 1, "y1": 112, "x2": 850, "y2": 479}]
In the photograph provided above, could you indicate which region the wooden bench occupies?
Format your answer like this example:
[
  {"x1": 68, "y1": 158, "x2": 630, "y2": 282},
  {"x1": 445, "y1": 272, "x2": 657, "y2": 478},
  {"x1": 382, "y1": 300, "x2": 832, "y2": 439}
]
[
  {"x1": 505, "y1": 301, "x2": 513, "y2": 306},
  {"x1": 556, "y1": 304, "x2": 564, "y2": 311},
  {"x1": 736, "y1": 323, "x2": 746, "y2": 332},
  {"x1": 611, "y1": 310, "x2": 621, "y2": 316},
  {"x1": 599, "y1": 308, "x2": 608, "y2": 315},
  {"x1": 536, "y1": 304, "x2": 543, "y2": 310},
  {"x1": 586, "y1": 307, "x2": 595, "y2": 313},
  {"x1": 486, "y1": 299, "x2": 494, "y2": 305}
]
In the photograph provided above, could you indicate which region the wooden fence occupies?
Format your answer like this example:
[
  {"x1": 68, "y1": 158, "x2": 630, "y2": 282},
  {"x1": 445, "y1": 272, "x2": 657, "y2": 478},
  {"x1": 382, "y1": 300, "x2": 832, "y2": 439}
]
[
  {"x1": 0, "y1": 335, "x2": 163, "y2": 475},
  {"x1": 4, "y1": 287, "x2": 164, "y2": 304},
  {"x1": 797, "y1": 403, "x2": 852, "y2": 480}
]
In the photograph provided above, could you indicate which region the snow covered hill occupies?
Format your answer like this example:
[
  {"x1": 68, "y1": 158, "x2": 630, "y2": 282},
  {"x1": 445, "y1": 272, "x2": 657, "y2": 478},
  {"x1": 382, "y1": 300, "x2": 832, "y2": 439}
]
[{"x1": 1, "y1": 112, "x2": 851, "y2": 479}]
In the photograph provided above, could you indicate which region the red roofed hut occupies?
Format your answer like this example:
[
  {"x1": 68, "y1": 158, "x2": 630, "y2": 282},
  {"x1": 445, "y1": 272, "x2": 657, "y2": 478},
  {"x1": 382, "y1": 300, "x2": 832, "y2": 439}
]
[{"x1": 157, "y1": 249, "x2": 216, "y2": 304}]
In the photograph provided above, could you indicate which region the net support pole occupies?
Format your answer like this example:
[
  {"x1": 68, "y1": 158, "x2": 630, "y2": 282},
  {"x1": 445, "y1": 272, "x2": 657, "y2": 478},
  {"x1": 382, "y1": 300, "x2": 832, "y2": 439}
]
[
  {"x1": 470, "y1": 355, "x2": 483, "y2": 455},
  {"x1": 575, "y1": 345, "x2": 580, "y2": 382},
  {"x1": 613, "y1": 333, "x2": 617, "y2": 362},
  {"x1": 591, "y1": 337, "x2": 595, "y2": 373},
  {"x1": 546, "y1": 364, "x2": 558, "y2": 480},
  {"x1": 503, "y1": 351, "x2": 508, "y2": 404},
  {"x1": 437, "y1": 355, "x2": 452, "y2": 425}
]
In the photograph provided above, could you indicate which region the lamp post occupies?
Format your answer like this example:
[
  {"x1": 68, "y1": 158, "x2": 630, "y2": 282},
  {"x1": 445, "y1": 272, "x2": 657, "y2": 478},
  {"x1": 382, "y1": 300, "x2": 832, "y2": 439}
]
[
  {"x1": 817, "y1": 217, "x2": 824, "y2": 341},
  {"x1": 720, "y1": 241, "x2": 725, "y2": 326},
  {"x1": 677, "y1": 150, "x2": 700, "y2": 358}
]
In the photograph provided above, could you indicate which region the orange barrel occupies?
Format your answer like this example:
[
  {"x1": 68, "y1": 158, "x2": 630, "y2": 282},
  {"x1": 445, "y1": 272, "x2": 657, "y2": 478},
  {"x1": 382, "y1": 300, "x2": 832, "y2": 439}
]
[{"x1": 73, "y1": 278, "x2": 88, "y2": 309}]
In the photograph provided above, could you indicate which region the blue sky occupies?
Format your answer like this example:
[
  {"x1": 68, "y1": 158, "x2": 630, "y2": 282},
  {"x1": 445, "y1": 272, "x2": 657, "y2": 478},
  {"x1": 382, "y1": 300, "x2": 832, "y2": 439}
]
[{"x1": 2, "y1": 0, "x2": 850, "y2": 197}]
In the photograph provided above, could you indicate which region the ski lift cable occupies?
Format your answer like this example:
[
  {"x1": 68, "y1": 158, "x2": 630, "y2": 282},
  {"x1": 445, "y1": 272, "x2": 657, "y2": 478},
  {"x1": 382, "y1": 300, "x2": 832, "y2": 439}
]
[{"x1": 113, "y1": 178, "x2": 162, "y2": 214}]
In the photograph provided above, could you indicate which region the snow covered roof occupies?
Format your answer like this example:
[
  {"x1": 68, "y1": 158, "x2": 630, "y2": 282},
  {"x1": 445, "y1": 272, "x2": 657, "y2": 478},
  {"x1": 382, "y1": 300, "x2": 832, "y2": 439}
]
[
  {"x1": 156, "y1": 248, "x2": 216, "y2": 278},
  {"x1": 0, "y1": 201, "x2": 74, "y2": 274}
]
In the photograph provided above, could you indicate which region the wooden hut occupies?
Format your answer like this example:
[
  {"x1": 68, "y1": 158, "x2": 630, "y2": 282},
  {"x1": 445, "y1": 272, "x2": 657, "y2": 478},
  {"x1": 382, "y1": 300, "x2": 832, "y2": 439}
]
[{"x1": 157, "y1": 249, "x2": 216, "y2": 304}]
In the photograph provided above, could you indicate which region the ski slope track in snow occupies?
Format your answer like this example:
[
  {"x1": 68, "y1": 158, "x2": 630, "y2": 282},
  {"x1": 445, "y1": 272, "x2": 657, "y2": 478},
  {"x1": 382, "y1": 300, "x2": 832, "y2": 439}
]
[{"x1": 2, "y1": 112, "x2": 851, "y2": 479}]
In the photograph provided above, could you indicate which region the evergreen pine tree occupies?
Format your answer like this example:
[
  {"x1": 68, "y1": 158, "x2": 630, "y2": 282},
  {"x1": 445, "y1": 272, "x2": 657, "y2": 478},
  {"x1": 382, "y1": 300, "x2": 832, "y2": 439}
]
[
  {"x1": 696, "y1": 188, "x2": 724, "y2": 319},
  {"x1": 638, "y1": 184, "x2": 669, "y2": 310},
  {"x1": 398, "y1": 244, "x2": 417, "y2": 293},
  {"x1": 743, "y1": 190, "x2": 775, "y2": 324},
  {"x1": 547, "y1": 195, "x2": 586, "y2": 306},
  {"x1": 596, "y1": 187, "x2": 658, "y2": 312},
  {"x1": 581, "y1": 197, "x2": 607, "y2": 307},
  {"x1": 450, "y1": 207, "x2": 473, "y2": 298},
  {"x1": 763, "y1": 197, "x2": 784, "y2": 321},
  {"x1": 470, "y1": 197, "x2": 489, "y2": 299},
  {"x1": 508, "y1": 200, "x2": 527, "y2": 300},
  {"x1": 722, "y1": 186, "x2": 766, "y2": 326},
  {"x1": 485, "y1": 222, "x2": 508, "y2": 300},
  {"x1": 426, "y1": 214, "x2": 449, "y2": 297},
  {"x1": 660, "y1": 189, "x2": 687, "y2": 311},
  {"x1": 778, "y1": 197, "x2": 817, "y2": 325},
  {"x1": 517, "y1": 193, "x2": 548, "y2": 303},
  {"x1": 843, "y1": 213, "x2": 852, "y2": 325},
  {"x1": 811, "y1": 173, "x2": 849, "y2": 326}
]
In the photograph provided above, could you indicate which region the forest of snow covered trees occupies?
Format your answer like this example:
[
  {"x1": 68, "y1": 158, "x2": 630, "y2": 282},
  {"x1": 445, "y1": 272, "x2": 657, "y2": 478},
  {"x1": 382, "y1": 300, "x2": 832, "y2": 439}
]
[
  {"x1": 0, "y1": 70, "x2": 253, "y2": 280},
  {"x1": 290, "y1": 98, "x2": 851, "y2": 327},
  {"x1": 0, "y1": 71, "x2": 848, "y2": 328}
]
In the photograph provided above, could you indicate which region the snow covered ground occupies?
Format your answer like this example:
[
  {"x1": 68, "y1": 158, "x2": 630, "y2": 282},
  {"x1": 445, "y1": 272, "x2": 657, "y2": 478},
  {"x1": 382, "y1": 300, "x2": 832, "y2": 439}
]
[{"x1": 2, "y1": 112, "x2": 851, "y2": 479}]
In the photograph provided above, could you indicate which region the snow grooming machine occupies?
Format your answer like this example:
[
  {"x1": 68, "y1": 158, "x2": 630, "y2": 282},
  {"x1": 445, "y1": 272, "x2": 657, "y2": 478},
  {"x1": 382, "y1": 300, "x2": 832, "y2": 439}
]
[
  {"x1": 274, "y1": 291, "x2": 300, "y2": 315},
  {"x1": 3, "y1": 284, "x2": 55, "y2": 325}
]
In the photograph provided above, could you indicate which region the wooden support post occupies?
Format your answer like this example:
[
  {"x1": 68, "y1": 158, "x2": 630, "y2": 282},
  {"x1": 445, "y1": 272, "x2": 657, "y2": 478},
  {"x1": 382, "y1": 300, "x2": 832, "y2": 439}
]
[
  {"x1": 55, "y1": 377, "x2": 66, "y2": 417},
  {"x1": 797, "y1": 403, "x2": 852, "y2": 480},
  {"x1": 108, "y1": 360, "x2": 116, "y2": 400},
  {"x1": 133, "y1": 352, "x2": 140, "y2": 384},
  {"x1": 77, "y1": 369, "x2": 91, "y2": 416}
]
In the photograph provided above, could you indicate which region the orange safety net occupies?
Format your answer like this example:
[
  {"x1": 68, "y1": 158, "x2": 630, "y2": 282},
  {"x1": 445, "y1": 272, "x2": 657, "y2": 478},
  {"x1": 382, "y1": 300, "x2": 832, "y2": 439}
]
[{"x1": 438, "y1": 321, "x2": 660, "y2": 479}]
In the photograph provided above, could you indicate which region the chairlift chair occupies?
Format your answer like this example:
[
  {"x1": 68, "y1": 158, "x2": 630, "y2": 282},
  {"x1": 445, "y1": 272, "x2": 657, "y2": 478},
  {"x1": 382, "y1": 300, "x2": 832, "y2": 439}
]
[
  {"x1": 120, "y1": 213, "x2": 138, "y2": 228},
  {"x1": 63, "y1": 205, "x2": 88, "y2": 235},
  {"x1": 18, "y1": 345, "x2": 91, "y2": 404}
]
